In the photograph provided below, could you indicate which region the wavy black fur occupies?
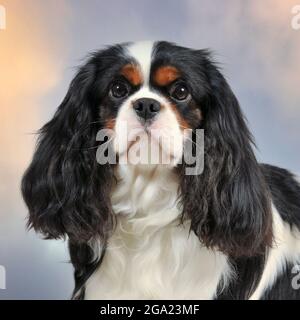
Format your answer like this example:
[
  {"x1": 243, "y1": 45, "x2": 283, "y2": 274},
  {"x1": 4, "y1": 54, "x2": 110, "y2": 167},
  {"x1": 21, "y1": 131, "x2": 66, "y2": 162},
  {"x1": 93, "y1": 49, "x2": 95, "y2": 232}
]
[
  {"x1": 21, "y1": 52, "x2": 118, "y2": 244},
  {"x1": 176, "y1": 51, "x2": 273, "y2": 257}
]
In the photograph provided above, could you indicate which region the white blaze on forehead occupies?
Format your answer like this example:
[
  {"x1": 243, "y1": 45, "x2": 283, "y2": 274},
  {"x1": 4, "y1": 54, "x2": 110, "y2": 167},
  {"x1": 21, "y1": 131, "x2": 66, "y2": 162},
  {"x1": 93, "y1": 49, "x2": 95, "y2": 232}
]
[
  {"x1": 129, "y1": 86, "x2": 168, "y2": 105},
  {"x1": 127, "y1": 41, "x2": 154, "y2": 86}
]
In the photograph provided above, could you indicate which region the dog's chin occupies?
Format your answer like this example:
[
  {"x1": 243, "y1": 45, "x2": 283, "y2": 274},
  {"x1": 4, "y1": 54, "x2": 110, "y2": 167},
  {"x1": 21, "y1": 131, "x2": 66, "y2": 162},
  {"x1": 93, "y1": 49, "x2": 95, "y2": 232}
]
[{"x1": 116, "y1": 130, "x2": 182, "y2": 168}]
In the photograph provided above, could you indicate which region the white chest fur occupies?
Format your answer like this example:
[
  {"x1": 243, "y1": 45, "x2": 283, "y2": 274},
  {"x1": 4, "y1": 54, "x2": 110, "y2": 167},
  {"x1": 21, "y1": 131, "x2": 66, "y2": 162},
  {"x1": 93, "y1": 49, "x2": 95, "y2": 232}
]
[{"x1": 85, "y1": 165, "x2": 232, "y2": 299}]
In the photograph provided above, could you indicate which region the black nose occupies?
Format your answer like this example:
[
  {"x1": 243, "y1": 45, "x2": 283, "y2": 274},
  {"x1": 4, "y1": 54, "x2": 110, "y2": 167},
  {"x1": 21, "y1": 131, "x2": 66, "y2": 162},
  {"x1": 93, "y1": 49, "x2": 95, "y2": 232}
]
[{"x1": 133, "y1": 98, "x2": 161, "y2": 121}]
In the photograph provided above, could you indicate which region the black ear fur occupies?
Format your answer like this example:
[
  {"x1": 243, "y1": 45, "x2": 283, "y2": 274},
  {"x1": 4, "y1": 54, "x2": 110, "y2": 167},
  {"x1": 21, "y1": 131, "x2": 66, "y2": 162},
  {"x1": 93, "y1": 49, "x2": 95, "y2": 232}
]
[
  {"x1": 180, "y1": 58, "x2": 273, "y2": 257},
  {"x1": 21, "y1": 62, "x2": 115, "y2": 243}
]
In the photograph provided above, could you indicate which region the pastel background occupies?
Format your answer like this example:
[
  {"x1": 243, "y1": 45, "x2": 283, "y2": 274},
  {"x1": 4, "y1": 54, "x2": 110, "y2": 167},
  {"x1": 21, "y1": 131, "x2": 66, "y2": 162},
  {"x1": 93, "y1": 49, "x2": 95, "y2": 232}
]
[{"x1": 0, "y1": 0, "x2": 299, "y2": 299}]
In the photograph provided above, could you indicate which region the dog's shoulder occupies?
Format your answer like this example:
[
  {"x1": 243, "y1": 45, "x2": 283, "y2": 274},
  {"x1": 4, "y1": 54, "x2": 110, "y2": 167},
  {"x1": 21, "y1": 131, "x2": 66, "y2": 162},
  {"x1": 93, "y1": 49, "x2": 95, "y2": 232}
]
[{"x1": 260, "y1": 163, "x2": 300, "y2": 228}]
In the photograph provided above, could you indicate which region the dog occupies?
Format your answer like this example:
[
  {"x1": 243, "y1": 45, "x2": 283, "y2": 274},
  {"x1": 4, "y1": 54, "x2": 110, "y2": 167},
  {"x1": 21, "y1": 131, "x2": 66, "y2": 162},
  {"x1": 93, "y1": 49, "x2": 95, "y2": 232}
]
[{"x1": 22, "y1": 41, "x2": 300, "y2": 299}]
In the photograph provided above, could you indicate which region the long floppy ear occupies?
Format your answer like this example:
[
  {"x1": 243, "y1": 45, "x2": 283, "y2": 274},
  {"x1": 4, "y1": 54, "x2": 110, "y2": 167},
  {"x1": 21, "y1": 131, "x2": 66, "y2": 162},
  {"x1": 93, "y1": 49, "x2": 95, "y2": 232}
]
[
  {"x1": 180, "y1": 59, "x2": 273, "y2": 257},
  {"x1": 21, "y1": 62, "x2": 114, "y2": 243}
]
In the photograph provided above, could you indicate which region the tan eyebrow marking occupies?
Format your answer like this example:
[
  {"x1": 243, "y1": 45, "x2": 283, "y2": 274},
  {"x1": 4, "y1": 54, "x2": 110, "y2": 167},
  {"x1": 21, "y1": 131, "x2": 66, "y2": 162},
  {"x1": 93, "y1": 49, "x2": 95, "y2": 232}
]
[
  {"x1": 120, "y1": 64, "x2": 143, "y2": 86},
  {"x1": 153, "y1": 66, "x2": 180, "y2": 86}
]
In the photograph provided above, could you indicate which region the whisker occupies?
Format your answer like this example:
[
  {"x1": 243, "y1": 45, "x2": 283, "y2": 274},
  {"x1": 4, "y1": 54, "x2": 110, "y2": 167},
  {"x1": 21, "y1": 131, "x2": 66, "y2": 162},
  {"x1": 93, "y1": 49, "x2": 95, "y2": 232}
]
[{"x1": 64, "y1": 119, "x2": 117, "y2": 152}]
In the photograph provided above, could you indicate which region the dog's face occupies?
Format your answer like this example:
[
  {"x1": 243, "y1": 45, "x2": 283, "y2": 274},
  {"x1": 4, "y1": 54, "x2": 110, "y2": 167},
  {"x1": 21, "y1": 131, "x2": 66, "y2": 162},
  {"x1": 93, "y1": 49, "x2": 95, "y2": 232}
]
[
  {"x1": 95, "y1": 41, "x2": 204, "y2": 165},
  {"x1": 22, "y1": 41, "x2": 272, "y2": 257}
]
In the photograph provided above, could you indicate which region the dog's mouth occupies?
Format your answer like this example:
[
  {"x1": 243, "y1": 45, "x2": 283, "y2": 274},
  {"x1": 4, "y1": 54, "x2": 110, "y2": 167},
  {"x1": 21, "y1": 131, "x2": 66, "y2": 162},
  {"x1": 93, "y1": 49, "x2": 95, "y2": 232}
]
[{"x1": 116, "y1": 127, "x2": 180, "y2": 166}]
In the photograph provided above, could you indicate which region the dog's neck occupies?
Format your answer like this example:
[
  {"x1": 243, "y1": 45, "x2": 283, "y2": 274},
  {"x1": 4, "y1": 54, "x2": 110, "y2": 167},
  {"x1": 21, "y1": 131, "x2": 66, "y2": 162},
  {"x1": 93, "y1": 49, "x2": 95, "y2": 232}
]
[
  {"x1": 111, "y1": 164, "x2": 181, "y2": 229},
  {"x1": 85, "y1": 164, "x2": 231, "y2": 299}
]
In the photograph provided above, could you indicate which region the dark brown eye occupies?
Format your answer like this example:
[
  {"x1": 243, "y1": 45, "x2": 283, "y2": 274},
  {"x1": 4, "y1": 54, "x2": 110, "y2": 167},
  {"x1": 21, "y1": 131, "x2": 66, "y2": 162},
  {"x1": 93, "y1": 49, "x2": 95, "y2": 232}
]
[
  {"x1": 110, "y1": 81, "x2": 129, "y2": 98},
  {"x1": 169, "y1": 82, "x2": 190, "y2": 101}
]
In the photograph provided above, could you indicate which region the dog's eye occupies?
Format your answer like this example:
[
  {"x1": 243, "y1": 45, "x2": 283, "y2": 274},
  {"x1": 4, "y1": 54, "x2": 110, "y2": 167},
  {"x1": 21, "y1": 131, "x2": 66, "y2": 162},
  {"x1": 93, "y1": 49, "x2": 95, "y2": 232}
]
[
  {"x1": 169, "y1": 83, "x2": 190, "y2": 101},
  {"x1": 110, "y1": 81, "x2": 129, "y2": 99}
]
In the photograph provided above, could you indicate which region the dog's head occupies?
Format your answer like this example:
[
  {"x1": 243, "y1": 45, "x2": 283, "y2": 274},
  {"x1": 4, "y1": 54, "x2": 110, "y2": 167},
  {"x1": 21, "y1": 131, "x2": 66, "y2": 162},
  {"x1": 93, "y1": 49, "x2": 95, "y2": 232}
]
[{"x1": 22, "y1": 41, "x2": 272, "y2": 257}]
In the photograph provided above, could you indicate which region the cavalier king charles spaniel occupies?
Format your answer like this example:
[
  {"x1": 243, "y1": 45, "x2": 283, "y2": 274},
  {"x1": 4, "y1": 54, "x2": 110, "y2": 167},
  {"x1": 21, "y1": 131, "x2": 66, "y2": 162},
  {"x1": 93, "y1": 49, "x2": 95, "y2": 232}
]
[{"x1": 22, "y1": 41, "x2": 300, "y2": 300}]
